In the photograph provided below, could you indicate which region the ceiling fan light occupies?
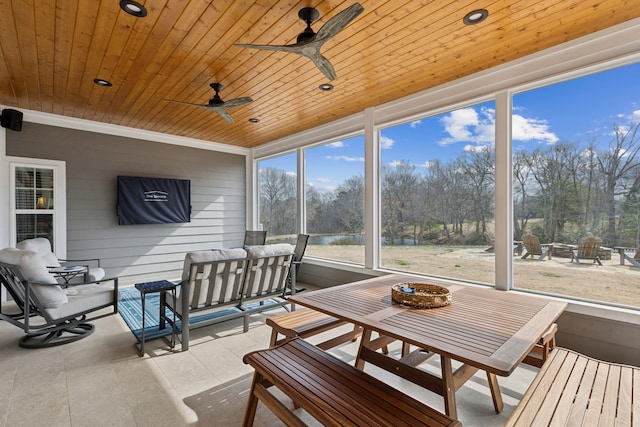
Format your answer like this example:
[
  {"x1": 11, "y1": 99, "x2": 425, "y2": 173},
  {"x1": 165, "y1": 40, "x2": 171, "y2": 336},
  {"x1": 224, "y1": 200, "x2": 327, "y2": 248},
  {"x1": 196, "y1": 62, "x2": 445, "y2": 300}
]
[
  {"x1": 463, "y1": 9, "x2": 488, "y2": 25},
  {"x1": 93, "y1": 78, "x2": 112, "y2": 87},
  {"x1": 120, "y1": 0, "x2": 147, "y2": 17},
  {"x1": 319, "y1": 83, "x2": 334, "y2": 91}
]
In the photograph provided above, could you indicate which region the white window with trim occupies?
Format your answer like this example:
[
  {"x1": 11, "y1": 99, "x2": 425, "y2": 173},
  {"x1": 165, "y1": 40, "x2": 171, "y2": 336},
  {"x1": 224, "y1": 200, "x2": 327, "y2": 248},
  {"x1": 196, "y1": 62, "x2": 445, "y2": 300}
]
[{"x1": 9, "y1": 157, "x2": 66, "y2": 256}]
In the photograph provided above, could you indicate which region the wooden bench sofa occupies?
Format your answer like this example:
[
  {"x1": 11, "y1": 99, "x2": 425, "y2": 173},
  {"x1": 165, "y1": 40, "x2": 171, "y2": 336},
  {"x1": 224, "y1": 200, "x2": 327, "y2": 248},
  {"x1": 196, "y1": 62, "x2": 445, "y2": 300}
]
[
  {"x1": 507, "y1": 347, "x2": 639, "y2": 426},
  {"x1": 243, "y1": 338, "x2": 461, "y2": 427},
  {"x1": 163, "y1": 244, "x2": 295, "y2": 351}
]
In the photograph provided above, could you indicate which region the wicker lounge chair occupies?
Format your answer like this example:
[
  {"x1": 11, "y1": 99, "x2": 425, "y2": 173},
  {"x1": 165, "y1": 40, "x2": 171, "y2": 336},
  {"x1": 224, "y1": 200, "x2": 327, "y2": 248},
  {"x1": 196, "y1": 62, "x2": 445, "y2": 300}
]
[
  {"x1": 521, "y1": 234, "x2": 553, "y2": 260},
  {"x1": 570, "y1": 236, "x2": 603, "y2": 265}
]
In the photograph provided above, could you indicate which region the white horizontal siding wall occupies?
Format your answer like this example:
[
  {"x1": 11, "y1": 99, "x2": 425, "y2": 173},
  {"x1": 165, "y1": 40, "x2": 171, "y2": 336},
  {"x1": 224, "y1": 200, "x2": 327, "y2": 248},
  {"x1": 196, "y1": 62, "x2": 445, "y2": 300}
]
[{"x1": 6, "y1": 123, "x2": 246, "y2": 286}]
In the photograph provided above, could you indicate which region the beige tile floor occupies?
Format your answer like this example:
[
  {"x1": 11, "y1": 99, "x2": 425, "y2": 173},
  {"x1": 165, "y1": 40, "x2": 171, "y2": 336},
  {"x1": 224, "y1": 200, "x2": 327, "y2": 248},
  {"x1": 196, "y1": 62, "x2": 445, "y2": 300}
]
[{"x1": 0, "y1": 294, "x2": 540, "y2": 427}]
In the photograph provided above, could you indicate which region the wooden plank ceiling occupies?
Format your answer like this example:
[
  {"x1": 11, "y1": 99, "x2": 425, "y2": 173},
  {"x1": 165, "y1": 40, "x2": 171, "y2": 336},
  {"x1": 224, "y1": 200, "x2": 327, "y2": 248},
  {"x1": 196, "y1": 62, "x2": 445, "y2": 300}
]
[{"x1": 1, "y1": 0, "x2": 639, "y2": 148}]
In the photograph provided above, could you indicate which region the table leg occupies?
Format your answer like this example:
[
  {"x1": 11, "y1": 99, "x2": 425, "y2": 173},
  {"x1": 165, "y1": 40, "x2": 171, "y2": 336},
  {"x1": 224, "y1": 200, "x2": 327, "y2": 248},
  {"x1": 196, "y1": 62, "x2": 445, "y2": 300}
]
[
  {"x1": 486, "y1": 372, "x2": 504, "y2": 413},
  {"x1": 355, "y1": 328, "x2": 373, "y2": 370},
  {"x1": 440, "y1": 355, "x2": 457, "y2": 419}
]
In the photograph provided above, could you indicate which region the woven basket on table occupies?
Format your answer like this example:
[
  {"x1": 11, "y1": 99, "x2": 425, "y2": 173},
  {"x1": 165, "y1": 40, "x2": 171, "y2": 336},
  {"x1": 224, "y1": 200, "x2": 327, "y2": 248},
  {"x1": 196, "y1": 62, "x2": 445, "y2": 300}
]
[{"x1": 391, "y1": 283, "x2": 451, "y2": 309}]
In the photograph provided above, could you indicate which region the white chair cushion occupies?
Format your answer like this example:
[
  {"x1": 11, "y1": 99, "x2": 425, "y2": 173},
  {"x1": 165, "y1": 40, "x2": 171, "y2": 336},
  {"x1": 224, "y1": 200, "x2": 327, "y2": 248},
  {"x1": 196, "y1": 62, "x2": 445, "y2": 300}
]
[
  {"x1": 41, "y1": 252, "x2": 62, "y2": 267},
  {"x1": 172, "y1": 248, "x2": 247, "y2": 311},
  {"x1": 66, "y1": 267, "x2": 106, "y2": 284},
  {"x1": 16, "y1": 238, "x2": 62, "y2": 267},
  {"x1": 244, "y1": 244, "x2": 293, "y2": 297},
  {"x1": 0, "y1": 248, "x2": 68, "y2": 308},
  {"x1": 46, "y1": 284, "x2": 115, "y2": 320},
  {"x1": 87, "y1": 267, "x2": 106, "y2": 281},
  {"x1": 245, "y1": 244, "x2": 294, "y2": 259},
  {"x1": 181, "y1": 248, "x2": 247, "y2": 281}
]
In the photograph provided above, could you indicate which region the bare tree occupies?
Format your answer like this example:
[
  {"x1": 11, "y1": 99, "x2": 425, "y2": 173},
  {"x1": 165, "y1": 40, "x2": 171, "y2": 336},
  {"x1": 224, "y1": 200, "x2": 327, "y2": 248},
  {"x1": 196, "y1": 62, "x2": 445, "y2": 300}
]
[
  {"x1": 258, "y1": 168, "x2": 296, "y2": 236},
  {"x1": 331, "y1": 175, "x2": 364, "y2": 234},
  {"x1": 459, "y1": 147, "x2": 495, "y2": 239},
  {"x1": 381, "y1": 162, "x2": 418, "y2": 244},
  {"x1": 513, "y1": 150, "x2": 532, "y2": 240},
  {"x1": 595, "y1": 122, "x2": 640, "y2": 245}
]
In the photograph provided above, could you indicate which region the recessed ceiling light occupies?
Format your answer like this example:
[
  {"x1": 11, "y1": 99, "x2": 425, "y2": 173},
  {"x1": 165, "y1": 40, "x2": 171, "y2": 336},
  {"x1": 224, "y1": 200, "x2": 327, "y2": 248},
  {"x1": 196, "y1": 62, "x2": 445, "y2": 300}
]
[
  {"x1": 463, "y1": 9, "x2": 488, "y2": 25},
  {"x1": 319, "y1": 83, "x2": 334, "y2": 91},
  {"x1": 249, "y1": 118, "x2": 260, "y2": 123},
  {"x1": 119, "y1": 0, "x2": 147, "y2": 17},
  {"x1": 93, "y1": 78, "x2": 113, "y2": 87}
]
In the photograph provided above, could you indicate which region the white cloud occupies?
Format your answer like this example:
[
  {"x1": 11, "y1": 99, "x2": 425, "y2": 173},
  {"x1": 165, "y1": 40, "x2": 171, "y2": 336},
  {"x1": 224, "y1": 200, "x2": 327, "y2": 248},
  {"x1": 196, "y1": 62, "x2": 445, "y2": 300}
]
[
  {"x1": 410, "y1": 120, "x2": 421, "y2": 128},
  {"x1": 285, "y1": 171, "x2": 296, "y2": 177},
  {"x1": 328, "y1": 141, "x2": 344, "y2": 148},
  {"x1": 436, "y1": 106, "x2": 559, "y2": 147},
  {"x1": 512, "y1": 114, "x2": 559, "y2": 144},
  {"x1": 389, "y1": 160, "x2": 404, "y2": 167},
  {"x1": 380, "y1": 135, "x2": 394, "y2": 149},
  {"x1": 439, "y1": 108, "x2": 478, "y2": 145},
  {"x1": 316, "y1": 177, "x2": 330, "y2": 183},
  {"x1": 325, "y1": 155, "x2": 365, "y2": 162},
  {"x1": 614, "y1": 109, "x2": 640, "y2": 128},
  {"x1": 614, "y1": 125, "x2": 631, "y2": 136},
  {"x1": 437, "y1": 107, "x2": 495, "y2": 146}
]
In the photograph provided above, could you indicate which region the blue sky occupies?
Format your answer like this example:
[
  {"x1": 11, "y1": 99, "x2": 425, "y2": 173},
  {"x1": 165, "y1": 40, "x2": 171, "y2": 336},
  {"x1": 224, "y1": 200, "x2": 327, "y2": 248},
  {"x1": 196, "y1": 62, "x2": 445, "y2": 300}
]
[{"x1": 260, "y1": 61, "x2": 640, "y2": 193}]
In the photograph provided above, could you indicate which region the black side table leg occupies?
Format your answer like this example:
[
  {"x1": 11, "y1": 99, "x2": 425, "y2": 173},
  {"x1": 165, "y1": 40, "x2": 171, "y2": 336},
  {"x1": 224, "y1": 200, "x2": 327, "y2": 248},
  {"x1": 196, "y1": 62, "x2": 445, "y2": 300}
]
[
  {"x1": 139, "y1": 292, "x2": 146, "y2": 357},
  {"x1": 159, "y1": 291, "x2": 166, "y2": 330}
]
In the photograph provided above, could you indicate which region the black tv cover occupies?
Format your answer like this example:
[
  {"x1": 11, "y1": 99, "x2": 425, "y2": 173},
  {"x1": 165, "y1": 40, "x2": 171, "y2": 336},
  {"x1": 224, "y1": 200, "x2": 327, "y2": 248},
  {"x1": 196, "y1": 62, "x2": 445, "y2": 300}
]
[{"x1": 117, "y1": 176, "x2": 191, "y2": 225}]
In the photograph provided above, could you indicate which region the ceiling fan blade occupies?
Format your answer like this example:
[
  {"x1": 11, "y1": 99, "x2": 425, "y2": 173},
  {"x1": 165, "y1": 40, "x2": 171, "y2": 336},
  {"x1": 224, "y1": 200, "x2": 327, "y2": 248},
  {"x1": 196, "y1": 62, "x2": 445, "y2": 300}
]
[
  {"x1": 234, "y1": 43, "x2": 298, "y2": 52},
  {"x1": 222, "y1": 97, "x2": 253, "y2": 108},
  {"x1": 315, "y1": 3, "x2": 364, "y2": 43},
  {"x1": 217, "y1": 110, "x2": 235, "y2": 124},
  {"x1": 166, "y1": 99, "x2": 213, "y2": 110},
  {"x1": 310, "y1": 54, "x2": 337, "y2": 81}
]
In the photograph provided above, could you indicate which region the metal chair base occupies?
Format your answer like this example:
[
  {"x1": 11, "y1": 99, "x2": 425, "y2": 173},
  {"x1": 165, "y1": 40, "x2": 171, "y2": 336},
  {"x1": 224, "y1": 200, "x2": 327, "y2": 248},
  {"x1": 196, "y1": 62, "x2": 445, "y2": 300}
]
[{"x1": 18, "y1": 320, "x2": 95, "y2": 348}]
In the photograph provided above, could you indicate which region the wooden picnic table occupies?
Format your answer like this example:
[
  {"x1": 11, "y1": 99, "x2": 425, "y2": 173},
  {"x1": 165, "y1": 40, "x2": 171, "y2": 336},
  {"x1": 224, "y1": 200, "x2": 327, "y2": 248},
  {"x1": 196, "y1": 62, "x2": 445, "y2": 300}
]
[{"x1": 290, "y1": 274, "x2": 567, "y2": 419}]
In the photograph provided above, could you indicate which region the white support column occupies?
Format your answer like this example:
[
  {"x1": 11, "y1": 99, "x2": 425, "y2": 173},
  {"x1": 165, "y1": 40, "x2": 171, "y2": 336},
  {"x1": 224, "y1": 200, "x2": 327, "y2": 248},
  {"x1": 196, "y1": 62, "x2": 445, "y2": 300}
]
[
  {"x1": 364, "y1": 107, "x2": 379, "y2": 270},
  {"x1": 0, "y1": 126, "x2": 8, "y2": 249},
  {"x1": 245, "y1": 151, "x2": 257, "y2": 229},
  {"x1": 297, "y1": 147, "x2": 306, "y2": 234},
  {"x1": 494, "y1": 91, "x2": 513, "y2": 291},
  {"x1": 1, "y1": 125, "x2": 7, "y2": 302}
]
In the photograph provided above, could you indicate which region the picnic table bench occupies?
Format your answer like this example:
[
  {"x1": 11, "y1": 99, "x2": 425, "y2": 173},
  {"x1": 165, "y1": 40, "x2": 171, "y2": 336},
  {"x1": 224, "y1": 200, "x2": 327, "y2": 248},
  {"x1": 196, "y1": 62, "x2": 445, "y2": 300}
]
[
  {"x1": 507, "y1": 347, "x2": 639, "y2": 426},
  {"x1": 242, "y1": 338, "x2": 461, "y2": 427},
  {"x1": 267, "y1": 308, "x2": 363, "y2": 350}
]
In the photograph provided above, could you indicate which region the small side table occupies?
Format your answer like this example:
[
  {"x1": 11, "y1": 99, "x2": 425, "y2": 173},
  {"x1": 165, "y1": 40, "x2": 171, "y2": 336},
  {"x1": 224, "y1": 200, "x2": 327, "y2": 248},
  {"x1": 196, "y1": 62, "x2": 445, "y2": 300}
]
[
  {"x1": 134, "y1": 280, "x2": 178, "y2": 357},
  {"x1": 49, "y1": 265, "x2": 87, "y2": 285}
]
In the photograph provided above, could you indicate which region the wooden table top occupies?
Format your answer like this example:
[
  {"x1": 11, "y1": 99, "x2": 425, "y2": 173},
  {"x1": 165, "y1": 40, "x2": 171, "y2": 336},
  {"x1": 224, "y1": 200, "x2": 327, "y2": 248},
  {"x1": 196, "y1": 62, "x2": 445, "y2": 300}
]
[{"x1": 290, "y1": 274, "x2": 567, "y2": 376}]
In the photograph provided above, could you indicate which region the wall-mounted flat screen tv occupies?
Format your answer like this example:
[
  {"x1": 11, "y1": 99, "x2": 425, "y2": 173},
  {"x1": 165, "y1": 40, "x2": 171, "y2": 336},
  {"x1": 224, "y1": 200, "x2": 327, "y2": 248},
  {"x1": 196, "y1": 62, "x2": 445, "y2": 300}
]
[{"x1": 117, "y1": 176, "x2": 191, "y2": 225}]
